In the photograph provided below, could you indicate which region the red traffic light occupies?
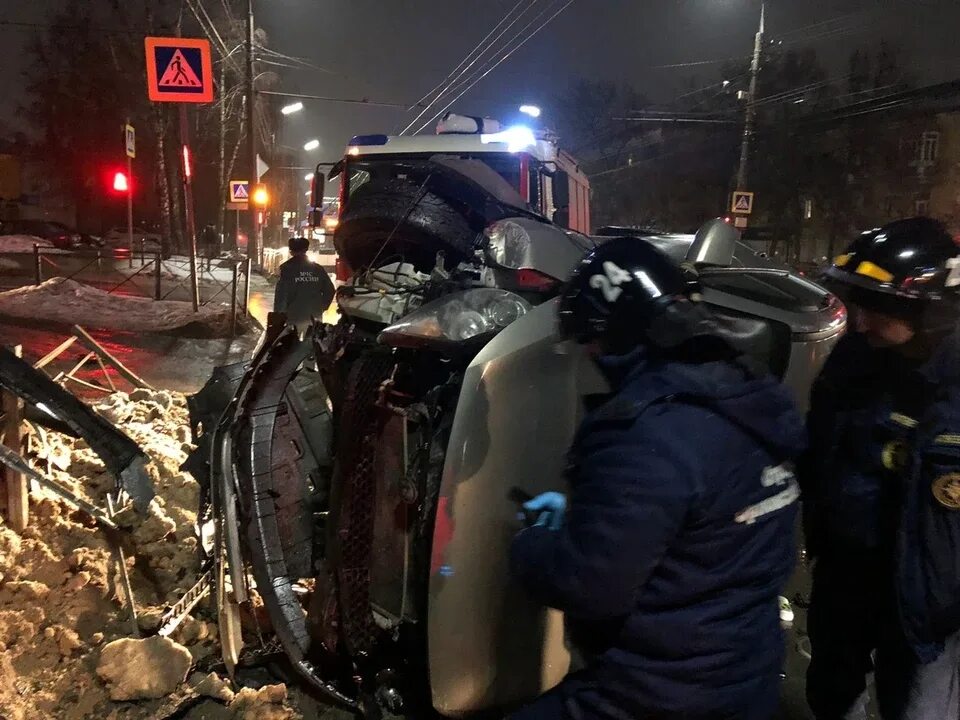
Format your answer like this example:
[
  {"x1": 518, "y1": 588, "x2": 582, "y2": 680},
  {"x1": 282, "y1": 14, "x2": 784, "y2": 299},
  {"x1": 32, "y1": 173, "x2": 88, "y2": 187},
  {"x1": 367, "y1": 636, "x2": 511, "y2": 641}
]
[{"x1": 113, "y1": 171, "x2": 129, "y2": 193}]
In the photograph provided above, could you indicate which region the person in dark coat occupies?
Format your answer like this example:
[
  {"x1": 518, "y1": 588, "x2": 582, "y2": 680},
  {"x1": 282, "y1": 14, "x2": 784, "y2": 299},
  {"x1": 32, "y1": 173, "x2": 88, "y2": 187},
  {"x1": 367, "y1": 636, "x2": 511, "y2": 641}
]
[
  {"x1": 200, "y1": 224, "x2": 218, "y2": 257},
  {"x1": 273, "y1": 236, "x2": 335, "y2": 329},
  {"x1": 802, "y1": 217, "x2": 960, "y2": 720},
  {"x1": 509, "y1": 237, "x2": 806, "y2": 720}
]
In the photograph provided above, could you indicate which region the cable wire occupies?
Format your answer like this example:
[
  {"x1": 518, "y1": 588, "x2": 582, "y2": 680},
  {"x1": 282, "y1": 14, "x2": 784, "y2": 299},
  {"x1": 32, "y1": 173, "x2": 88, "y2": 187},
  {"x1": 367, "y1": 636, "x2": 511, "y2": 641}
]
[
  {"x1": 403, "y1": 0, "x2": 531, "y2": 115},
  {"x1": 412, "y1": 0, "x2": 575, "y2": 135},
  {"x1": 399, "y1": 0, "x2": 541, "y2": 135}
]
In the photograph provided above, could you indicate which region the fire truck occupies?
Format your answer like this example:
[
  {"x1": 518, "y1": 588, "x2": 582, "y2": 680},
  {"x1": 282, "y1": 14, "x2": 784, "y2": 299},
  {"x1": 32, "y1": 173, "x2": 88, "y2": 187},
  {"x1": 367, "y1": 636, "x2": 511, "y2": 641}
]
[{"x1": 311, "y1": 113, "x2": 591, "y2": 242}]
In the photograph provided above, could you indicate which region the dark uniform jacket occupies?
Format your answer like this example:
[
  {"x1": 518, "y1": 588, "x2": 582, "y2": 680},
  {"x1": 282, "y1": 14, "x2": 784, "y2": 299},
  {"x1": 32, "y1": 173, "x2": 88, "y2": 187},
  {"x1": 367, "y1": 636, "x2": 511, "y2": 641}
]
[
  {"x1": 273, "y1": 254, "x2": 335, "y2": 326},
  {"x1": 800, "y1": 328, "x2": 960, "y2": 663},
  {"x1": 511, "y1": 349, "x2": 805, "y2": 718}
]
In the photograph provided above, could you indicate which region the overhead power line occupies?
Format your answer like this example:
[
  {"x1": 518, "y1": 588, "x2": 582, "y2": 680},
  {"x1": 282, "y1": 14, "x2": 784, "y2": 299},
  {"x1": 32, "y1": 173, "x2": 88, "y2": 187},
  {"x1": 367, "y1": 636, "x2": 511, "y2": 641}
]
[
  {"x1": 400, "y1": 0, "x2": 539, "y2": 135},
  {"x1": 0, "y1": 19, "x2": 150, "y2": 35},
  {"x1": 412, "y1": 0, "x2": 576, "y2": 135},
  {"x1": 404, "y1": 0, "x2": 531, "y2": 114},
  {"x1": 259, "y1": 90, "x2": 421, "y2": 109}
]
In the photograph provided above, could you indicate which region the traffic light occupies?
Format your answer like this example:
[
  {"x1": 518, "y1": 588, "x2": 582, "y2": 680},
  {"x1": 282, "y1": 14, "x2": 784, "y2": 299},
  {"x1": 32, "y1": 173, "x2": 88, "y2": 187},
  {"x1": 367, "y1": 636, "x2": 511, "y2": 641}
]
[
  {"x1": 112, "y1": 171, "x2": 129, "y2": 193},
  {"x1": 252, "y1": 185, "x2": 269, "y2": 207}
]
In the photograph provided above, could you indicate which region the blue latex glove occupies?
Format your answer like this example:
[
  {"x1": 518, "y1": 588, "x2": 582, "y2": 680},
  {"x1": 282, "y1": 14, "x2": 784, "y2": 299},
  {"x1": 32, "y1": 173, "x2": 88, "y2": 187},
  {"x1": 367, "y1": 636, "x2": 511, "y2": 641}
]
[{"x1": 523, "y1": 492, "x2": 567, "y2": 531}]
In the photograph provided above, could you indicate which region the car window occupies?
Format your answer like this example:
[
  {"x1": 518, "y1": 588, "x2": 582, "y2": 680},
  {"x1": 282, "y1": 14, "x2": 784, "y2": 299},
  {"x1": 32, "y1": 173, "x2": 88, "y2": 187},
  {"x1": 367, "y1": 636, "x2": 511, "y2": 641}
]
[{"x1": 700, "y1": 270, "x2": 829, "y2": 313}]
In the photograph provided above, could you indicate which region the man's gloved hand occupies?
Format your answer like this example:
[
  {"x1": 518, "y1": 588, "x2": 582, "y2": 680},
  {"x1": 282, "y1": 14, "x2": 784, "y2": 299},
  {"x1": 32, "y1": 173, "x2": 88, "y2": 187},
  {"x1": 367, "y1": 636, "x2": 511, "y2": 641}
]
[{"x1": 523, "y1": 492, "x2": 567, "y2": 531}]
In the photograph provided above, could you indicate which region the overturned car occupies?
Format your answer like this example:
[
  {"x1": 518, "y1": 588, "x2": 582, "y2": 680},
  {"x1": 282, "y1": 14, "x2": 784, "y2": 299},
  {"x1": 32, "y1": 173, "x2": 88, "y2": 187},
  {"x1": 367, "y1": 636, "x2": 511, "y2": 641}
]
[{"x1": 188, "y1": 156, "x2": 845, "y2": 718}]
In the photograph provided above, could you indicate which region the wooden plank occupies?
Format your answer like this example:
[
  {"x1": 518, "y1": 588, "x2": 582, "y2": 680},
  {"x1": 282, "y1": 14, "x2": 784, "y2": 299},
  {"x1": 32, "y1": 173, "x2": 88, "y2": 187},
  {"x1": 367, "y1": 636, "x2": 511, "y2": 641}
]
[
  {"x1": 33, "y1": 336, "x2": 77, "y2": 370},
  {"x1": 52, "y1": 352, "x2": 95, "y2": 384},
  {"x1": 72, "y1": 325, "x2": 153, "y2": 390},
  {"x1": 2, "y1": 345, "x2": 28, "y2": 531},
  {"x1": 63, "y1": 376, "x2": 114, "y2": 394},
  {"x1": 106, "y1": 494, "x2": 139, "y2": 637},
  {"x1": 94, "y1": 355, "x2": 117, "y2": 392}
]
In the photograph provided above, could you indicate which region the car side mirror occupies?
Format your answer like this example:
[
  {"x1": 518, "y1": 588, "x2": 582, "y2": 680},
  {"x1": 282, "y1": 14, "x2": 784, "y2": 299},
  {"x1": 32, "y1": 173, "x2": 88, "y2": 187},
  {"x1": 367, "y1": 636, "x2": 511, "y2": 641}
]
[{"x1": 551, "y1": 170, "x2": 569, "y2": 209}]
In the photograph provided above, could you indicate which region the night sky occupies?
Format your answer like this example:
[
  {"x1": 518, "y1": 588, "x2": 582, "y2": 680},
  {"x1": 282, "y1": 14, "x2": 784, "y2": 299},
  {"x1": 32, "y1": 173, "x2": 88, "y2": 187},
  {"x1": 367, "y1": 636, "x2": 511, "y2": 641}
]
[{"x1": 1, "y1": 0, "x2": 958, "y2": 161}]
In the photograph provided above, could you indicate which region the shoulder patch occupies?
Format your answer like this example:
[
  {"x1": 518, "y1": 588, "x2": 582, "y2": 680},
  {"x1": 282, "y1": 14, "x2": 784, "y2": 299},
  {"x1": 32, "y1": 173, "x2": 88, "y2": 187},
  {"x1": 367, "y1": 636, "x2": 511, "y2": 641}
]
[{"x1": 933, "y1": 473, "x2": 960, "y2": 510}]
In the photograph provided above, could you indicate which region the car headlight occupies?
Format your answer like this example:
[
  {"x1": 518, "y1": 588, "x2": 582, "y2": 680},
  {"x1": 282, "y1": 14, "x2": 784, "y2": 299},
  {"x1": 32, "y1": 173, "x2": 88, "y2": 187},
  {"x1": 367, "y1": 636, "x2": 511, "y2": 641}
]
[
  {"x1": 485, "y1": 220, "x2": 531, "y2": 269},
  {"x1": 379, "y1": 288, "x2": 531, "y2": 349}
]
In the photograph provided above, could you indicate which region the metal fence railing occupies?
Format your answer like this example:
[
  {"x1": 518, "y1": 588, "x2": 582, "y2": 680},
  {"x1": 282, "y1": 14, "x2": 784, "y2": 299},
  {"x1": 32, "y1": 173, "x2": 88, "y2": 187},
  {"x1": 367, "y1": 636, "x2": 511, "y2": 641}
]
[{"x1": 0, "y1": 244, "x2": 254, "y2": 336}]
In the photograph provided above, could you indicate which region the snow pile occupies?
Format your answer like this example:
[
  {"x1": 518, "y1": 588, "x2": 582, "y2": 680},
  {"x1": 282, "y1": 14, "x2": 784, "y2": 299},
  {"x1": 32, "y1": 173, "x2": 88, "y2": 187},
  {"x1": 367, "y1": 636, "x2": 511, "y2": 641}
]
[
  {"x1": 0, "y1": 389, "x2": 312, "y2": 719},
  {"x1": 0, "y1": 235, "x2": 54, "y2": 253},
  {"x1": 0, "y1": 278, "x2": 234, "y2": 336}
]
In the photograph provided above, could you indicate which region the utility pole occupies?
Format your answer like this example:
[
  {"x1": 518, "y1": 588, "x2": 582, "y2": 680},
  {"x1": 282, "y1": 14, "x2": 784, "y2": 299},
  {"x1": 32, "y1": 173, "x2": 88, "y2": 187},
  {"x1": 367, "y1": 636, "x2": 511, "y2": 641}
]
[
  {"x1": 736, "y1": 1, "x2": 765, "y2": 190},
  {"x1": 246, "y1": 0, "x2": 259, "y2": 266}
]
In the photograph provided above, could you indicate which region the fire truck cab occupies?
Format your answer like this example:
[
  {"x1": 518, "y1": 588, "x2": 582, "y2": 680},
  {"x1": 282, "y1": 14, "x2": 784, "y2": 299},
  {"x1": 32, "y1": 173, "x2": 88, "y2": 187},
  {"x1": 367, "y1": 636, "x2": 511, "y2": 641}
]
[{"x1": 314, "y1": 113, "x2": 591, "y2": 234}]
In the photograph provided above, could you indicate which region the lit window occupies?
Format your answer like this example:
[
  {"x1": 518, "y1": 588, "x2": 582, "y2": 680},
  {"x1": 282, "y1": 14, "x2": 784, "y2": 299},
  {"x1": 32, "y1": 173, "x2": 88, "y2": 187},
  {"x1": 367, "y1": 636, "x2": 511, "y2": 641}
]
[
  {"x1": 920, "y1": 131, "x2": 939, "y2": 164},
  {"x1": 803, "y1": 198, "x2": 813, "y2": 220}
]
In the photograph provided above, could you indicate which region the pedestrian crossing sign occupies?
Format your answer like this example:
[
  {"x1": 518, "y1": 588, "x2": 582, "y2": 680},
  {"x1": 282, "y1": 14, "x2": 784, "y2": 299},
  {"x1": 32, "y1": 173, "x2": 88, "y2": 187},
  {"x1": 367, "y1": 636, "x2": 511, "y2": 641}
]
[
  {"x1": 731, "y1": 190, "x2": 754, "y2": 215},
  {"x1": 230, "y1": 180, "x2": 250, "y2": 204},
  {"x1": 145, "y1": 37, "x2": 214, "y2": 103}
]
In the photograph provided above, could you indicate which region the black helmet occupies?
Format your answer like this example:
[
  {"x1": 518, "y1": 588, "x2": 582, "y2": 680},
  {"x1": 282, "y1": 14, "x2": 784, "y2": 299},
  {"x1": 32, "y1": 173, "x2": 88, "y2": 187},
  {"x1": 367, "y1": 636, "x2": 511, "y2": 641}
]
[
  {"x1": 559, "y1": 237, "x2": 701, "y2": 353},
  {"x1": 823, "y1": 218, "x2": 960, "y2": 321}
]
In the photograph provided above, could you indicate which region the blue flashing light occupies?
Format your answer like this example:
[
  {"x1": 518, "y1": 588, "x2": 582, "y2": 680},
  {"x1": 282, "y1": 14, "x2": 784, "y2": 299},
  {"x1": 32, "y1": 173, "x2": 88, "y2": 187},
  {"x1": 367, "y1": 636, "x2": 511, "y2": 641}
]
[
  {"x1": 348, "y1": 134, "x2": 390, "y2": 146},
  {"x1": 480, "y1": 125, "x2": 537, "y2": 153}
]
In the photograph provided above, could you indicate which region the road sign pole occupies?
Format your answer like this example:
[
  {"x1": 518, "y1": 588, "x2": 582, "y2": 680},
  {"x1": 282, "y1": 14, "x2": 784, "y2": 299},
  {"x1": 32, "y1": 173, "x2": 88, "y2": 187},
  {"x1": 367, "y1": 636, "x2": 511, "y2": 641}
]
[
  {"x1": 124, "y1": 120, "x2": 135, "y2": 268},
  {"x1": 246, "y1": 0, "x2": 260, "y2": 268},
  {"x1": 126, "y1": 154, "x2": 134, "y2": 268},
  {"x1": 127, "y1": 161, "x2": 134, "y2": 267},
  {"x1": 179, "y1": 105, "x2": 200, "y2": 312}
]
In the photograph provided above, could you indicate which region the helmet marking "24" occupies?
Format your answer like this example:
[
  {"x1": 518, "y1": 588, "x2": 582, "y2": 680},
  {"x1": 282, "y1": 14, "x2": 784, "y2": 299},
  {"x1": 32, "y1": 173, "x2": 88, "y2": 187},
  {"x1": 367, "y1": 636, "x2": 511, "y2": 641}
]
[{"x1": 589, "y1": 261, "x2": 633, "y2": 302}]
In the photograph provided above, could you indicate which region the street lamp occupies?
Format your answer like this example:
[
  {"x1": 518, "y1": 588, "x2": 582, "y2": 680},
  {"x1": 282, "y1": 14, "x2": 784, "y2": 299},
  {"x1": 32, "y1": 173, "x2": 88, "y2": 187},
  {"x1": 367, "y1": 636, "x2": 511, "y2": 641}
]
[
  {"x1": 281, "y1": 101, "x2": 304, "y2": 115},
  {"x1": 303, "y1": 139, "x2": 320, "y2": 151},
  {"x1": 519, "y1": 104, "x2": 541, "y2": 118}
]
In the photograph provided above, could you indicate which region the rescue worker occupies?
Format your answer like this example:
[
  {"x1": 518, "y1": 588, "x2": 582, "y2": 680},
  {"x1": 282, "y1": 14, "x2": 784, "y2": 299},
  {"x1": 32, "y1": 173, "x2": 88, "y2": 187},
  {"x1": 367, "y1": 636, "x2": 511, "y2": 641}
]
[
  {"x1": 509, "y1": 237, "x2": 806, "y2": 720},
  {"x1": 802, "y1": 217, "x2": 960, "y2": 720},
  {"x1": 273, "y1": 236, "x2": 335, "y2": 329}
]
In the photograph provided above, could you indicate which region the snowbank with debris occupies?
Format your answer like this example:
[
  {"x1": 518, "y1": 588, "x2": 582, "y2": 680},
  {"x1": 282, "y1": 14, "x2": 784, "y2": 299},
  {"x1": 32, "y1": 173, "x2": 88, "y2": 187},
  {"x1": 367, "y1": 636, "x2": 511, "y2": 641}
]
[
  {"x1": 0, "y1": 389, "x2": 314, "y2": 719},
  {"x1": 0, "y1": 235, "x2": 54, "y2": 253},
  {"x1": 0, "y1": 278, "x2": 233, "y2": 336}
]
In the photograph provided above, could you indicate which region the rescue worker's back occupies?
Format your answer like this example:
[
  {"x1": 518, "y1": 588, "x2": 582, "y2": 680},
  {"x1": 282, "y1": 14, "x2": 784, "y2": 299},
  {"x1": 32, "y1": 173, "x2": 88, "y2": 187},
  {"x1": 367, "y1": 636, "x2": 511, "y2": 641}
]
[{"x1": 509, "y1": 237, "x2": 805, "y2": 720}]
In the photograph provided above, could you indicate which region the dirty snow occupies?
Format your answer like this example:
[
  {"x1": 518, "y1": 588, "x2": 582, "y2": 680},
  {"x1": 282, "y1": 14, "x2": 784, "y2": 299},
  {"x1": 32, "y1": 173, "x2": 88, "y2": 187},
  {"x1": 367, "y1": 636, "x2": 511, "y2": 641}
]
[
  {"x1": 0, "y1": 235, "x2": 54, "y2": 253},
  {"x1": 162, "y1": 256, "x2": 238, "y2": 283},
  {"x1": 0, "y1": 278, "x2": 234, "y2": 335},
  {"x1": 0, "y1": 389, "x2": 320, "y2": 719}
]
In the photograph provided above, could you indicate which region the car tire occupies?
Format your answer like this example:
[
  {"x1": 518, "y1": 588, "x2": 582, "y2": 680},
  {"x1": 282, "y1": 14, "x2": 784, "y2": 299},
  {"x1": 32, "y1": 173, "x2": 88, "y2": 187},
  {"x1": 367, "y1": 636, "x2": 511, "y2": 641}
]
[{"x1": 336, "y1": 177, "x2": 477, "y2": 272}]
